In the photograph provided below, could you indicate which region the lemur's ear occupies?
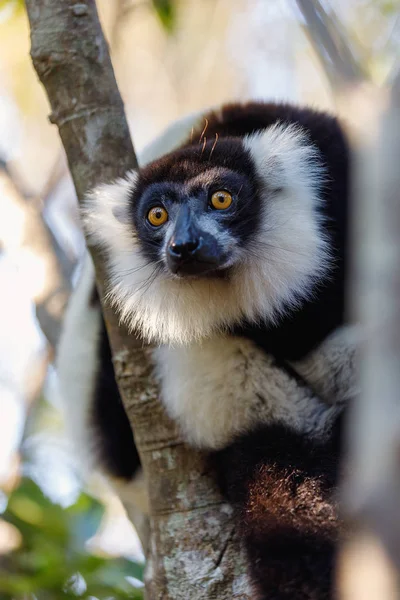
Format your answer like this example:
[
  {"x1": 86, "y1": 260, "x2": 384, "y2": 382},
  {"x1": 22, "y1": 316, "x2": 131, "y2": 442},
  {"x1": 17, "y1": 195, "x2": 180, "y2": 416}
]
[{"x1": 243, "y1": 122, "x2": 324, "y2": 197}]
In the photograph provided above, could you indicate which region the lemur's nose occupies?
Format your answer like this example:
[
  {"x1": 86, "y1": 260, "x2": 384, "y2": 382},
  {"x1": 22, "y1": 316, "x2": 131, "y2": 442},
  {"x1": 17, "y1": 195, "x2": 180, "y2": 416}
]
[
  {"x1": 166, "y1": 204, "x2": 222, "y2": 276},
  {"x1": 169, "y1": 237, "x2": 199, "y2": 258},
  {"x1": 169, "y1": 205, "x2": 199, "y2": 258}
]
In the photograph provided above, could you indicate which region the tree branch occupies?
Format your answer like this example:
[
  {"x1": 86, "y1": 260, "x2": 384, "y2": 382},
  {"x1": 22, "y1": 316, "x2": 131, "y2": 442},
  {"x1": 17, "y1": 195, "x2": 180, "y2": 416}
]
[
  {"x1": 25, "y1": 1, "x2": 251, "y2": 597},
  {"x1": 295, "y1": 1, "x2": 400, "y2": 596},
  {"x1": 295, "y1": 0, "x2": 365, "y2": 91},
  {"x1": 340, "y1": 76, "x2": 400, "y2": 581},
  {"x1": 0, "y1": 164, "x2": 72, "y2": 349}
]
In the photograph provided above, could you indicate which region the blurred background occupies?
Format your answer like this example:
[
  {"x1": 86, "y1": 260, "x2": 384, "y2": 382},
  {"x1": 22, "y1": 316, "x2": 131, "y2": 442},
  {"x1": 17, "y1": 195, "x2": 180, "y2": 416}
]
[{"x1": 0, "y1": 0, "x2": 399, "y2": 596}]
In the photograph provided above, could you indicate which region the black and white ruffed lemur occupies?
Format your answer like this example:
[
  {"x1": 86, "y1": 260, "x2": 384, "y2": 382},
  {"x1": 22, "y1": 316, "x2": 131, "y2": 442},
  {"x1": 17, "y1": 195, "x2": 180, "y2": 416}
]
[{"x1": 58, "y1": 101, "x2": 359, "y2": 599}]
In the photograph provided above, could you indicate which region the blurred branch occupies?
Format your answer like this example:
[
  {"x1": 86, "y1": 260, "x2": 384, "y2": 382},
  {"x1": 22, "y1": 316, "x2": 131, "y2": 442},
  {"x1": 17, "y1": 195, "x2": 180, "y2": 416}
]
[
  {"x1": 295, "y1": 0, "x2": 366, "y2": 90},
  {"x1": 296, "y1": 0, "x2": 400, "y2": 597},
  {"x1": 25, "y1": 1, "x2": 250, "y2": 598},
  {"x1": 338, "y1": 77, "x2": 400, "y2": 597},
  {"x1": 388, "y1": 62, "x2": 400, "y2": 92},
  {"x1": 39, "y1": 151, "x2": 67, "y2": 206},
  {"x1": 0, "y1": 164, "x2": 72, "y2": 349},
  {"x1": 0, "y1": 161, "x2": 70, "y2": 493},
  {"x1": 110, "y1": 0, "x2": 133, "y2": 48}
]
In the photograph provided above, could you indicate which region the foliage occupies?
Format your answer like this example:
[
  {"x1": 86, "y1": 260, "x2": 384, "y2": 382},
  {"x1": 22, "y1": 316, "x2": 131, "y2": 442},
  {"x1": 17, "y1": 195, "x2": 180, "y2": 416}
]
[
  {"x1": 0, "y1": 478, "x2": 144, "y2": 600},
  {"x1": 0, "y1": 0, "x2": 24, "y2": 15},
  {"x1": 1, "y1": 1, "x2": 177, "y2": 31},
  {"x1": 374, "y1": 0, "x2": 400, "y2": 15},
  {"x1": 151, "y1": 0, "x2": 175, "y2": 32}
]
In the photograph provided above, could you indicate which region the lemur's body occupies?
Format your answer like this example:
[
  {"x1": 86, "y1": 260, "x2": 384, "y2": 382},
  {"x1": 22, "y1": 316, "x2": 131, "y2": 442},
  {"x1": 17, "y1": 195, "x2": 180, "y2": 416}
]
[{"x1": 58, "y1": 102, "x2": 357, "y2": 599}]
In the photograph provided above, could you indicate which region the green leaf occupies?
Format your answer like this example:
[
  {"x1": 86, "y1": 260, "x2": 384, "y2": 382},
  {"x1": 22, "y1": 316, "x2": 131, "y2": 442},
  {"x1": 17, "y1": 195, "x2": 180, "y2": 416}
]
[
  {"x1": 0, "y1": 0, "x2": 25, "y2": 21},
  {"x1": 0, "y1": 477, "x2": 144, "y2": 599},
  {"x1": 5, "y1": 479, "x2": 69, "y2": 542},
  {"x1": 97, "y1": 556, "x2": 145, "y2": 586},
  {"x1": 151, "y1": 0, "x2": 176, "y2": 32},
  {"x1": 66, "y1": 492, "x2": 104, "y2": 551},
  {"x1": 380, "y1": 0, "x2": 398, "y2": 15}
]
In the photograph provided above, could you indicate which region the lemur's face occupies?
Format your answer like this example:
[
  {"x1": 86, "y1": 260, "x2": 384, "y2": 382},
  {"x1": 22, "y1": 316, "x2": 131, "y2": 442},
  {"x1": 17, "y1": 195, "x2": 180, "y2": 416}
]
[
  {"x1": 83, "y1": 123, "x2": 329, "y2": 344},
  {"x1": 130, "y1": 140, "x2": 260, "y2": 279}
]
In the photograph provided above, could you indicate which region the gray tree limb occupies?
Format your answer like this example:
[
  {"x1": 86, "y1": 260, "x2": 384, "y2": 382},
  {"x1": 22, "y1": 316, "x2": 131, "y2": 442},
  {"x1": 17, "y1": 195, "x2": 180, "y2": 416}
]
[
  {"x1": 339, "y1": 77, "x2": 400, "y2": 592},
  {"x1": 25, "y1": 1, "x2": 251, "y2": 597},
  {"x1": 295, "y1": 0, "x2": 366, "y2": 90},
  {"x1": 0, "y1": 165, "x2": 72, "y2": 349},
  {"x1": 295, "y1": 1, "x2": 400, "y2": 597}
]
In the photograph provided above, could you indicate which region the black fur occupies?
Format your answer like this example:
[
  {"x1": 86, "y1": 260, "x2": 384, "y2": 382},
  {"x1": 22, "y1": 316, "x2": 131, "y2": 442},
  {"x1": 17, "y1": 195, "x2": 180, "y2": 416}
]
[
  {"x1": 90, "y1": 287, "x2": 141, "y2": 480},
  {"x1": 212, "y1": 413, "x2": 345, "y2": 599}
]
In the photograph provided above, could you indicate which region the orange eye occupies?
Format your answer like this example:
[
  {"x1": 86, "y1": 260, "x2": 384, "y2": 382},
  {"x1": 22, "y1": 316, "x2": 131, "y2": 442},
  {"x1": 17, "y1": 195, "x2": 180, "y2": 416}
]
[
  {"x1": 147, "y1": 206, "x2": 168, "y2": 227},
  {"x1": 210, "y1": 190, "x2": 233, "y2": 210}
]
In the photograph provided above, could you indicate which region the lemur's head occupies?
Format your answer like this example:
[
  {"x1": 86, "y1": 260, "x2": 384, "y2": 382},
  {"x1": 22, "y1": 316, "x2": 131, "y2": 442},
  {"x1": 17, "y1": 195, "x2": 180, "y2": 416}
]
[
  {"x1": 82, "y1": 120, "x2": 329, "y2": 345},
  {"x1": 130, "y1": 142, "x2": 258, "y2": 280}
]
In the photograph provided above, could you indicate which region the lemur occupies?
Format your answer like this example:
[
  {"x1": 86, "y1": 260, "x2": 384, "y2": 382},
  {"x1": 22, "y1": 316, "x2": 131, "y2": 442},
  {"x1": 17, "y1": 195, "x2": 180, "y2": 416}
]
[{"x1": 59, "y1": 101, "x2": 359, "y2": 599}]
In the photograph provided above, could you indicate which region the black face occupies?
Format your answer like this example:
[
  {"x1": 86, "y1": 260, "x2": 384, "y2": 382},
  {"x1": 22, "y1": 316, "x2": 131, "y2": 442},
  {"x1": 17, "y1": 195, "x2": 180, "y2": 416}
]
[{"x1": 129, "y1": 138, "x2": 262, "y2": 278}]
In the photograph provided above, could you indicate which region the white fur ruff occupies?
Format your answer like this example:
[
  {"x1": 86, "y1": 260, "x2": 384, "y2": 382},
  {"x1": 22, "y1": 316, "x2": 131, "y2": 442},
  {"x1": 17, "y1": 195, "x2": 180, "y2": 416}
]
[{"x1": 82, "y1": 122, "x2": 330, "y2": 346}]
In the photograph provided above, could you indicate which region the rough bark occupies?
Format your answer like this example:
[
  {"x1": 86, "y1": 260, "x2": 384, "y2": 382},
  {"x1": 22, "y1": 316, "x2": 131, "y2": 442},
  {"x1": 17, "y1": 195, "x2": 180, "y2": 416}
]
[{"x1": 25, "y1": 1, "x2": 251, "y2": 598}]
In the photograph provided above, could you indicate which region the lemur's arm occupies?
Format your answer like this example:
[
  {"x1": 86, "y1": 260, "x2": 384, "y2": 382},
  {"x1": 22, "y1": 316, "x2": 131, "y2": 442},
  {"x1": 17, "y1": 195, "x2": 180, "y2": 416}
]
[
  {"x1": 290, "y1": 325, "x2": 360, "y2": 406},
  {"x1": 154, "y1": 336, "x2": 342, "y2": 451}
]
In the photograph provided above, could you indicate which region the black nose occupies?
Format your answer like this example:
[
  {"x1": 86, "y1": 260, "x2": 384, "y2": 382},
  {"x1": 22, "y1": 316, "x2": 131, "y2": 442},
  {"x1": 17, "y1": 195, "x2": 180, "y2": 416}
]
[
  {"x1": 166, "y1": 205, "x2": 222, "y2": 276},
  {"x1": 169, "y1": 238, "x2": 200, "y2": 259},
  {"x1": 167, "y1": 237, "x2": 201, "y2": 273}
]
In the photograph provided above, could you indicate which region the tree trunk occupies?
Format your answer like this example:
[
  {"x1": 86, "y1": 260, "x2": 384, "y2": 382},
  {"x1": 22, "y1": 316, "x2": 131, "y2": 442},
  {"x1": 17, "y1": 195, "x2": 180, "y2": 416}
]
[{"x1": 25, "y1": 1, "x2": 252, "y2": 597}]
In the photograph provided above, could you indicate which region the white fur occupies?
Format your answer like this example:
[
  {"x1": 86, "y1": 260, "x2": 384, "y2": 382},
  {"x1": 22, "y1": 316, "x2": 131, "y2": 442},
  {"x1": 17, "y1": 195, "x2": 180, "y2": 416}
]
[
  {"x1": 291, "y1": 324, "x2": 362, "y2": 405},
  {"x1": 154, "y1": 335, "x2": 340, "y2": 449},
  {"x1": 57, "y1": 256, "x2": 149, "y2": 520},
  {"x1": 82, "y1": 122, "x2": 330, "y2": 346},
  {"x1": 57, "y1": 256, "x2": 102, "y2": 474}
]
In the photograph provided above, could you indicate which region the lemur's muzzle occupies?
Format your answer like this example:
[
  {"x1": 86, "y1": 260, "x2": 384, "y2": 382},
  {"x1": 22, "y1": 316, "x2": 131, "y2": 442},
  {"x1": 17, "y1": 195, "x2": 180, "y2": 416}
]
[{"x1": 167, "y1": 205, "x2": 224, "y2": 276}]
